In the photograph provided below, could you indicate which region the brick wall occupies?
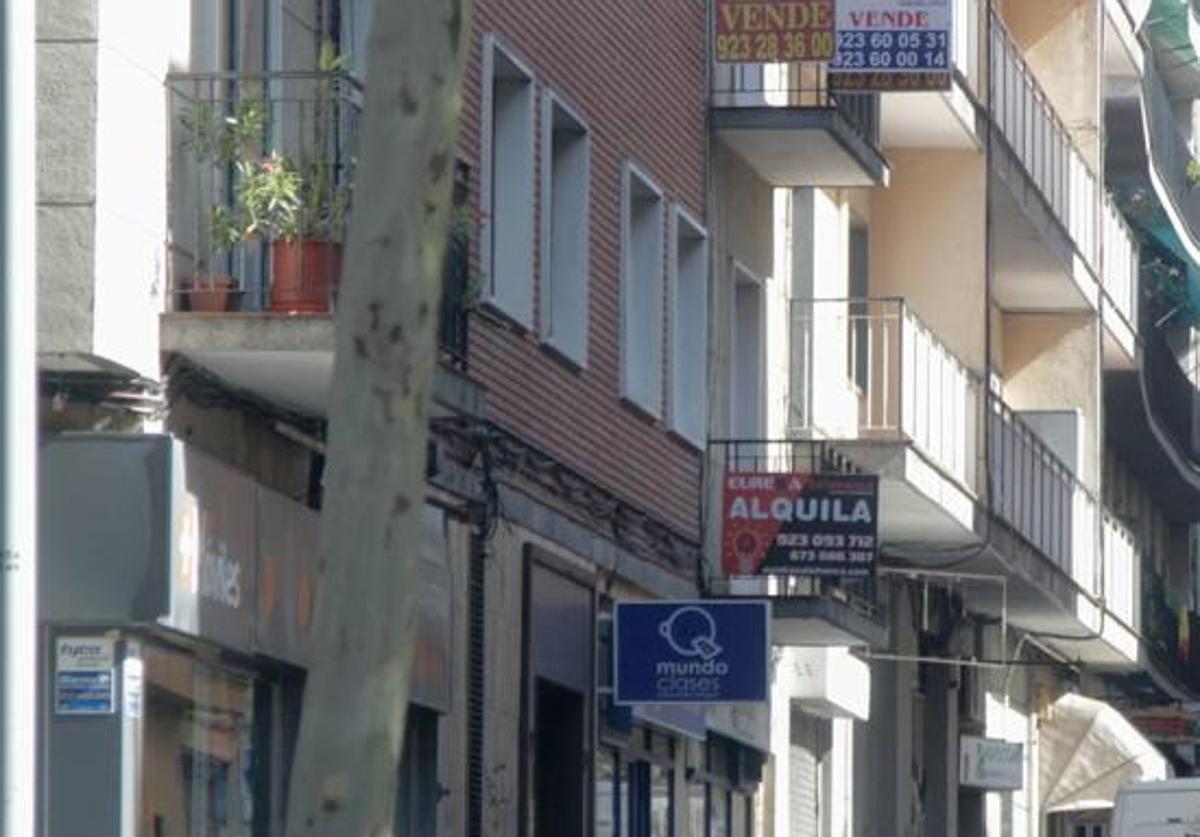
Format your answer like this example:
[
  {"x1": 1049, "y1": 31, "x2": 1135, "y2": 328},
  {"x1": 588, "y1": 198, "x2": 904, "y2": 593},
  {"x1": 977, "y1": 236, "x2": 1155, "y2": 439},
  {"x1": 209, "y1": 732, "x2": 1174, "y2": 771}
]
[{"x1": 459, "y1": 0, "x2": 709, "y2": 539}]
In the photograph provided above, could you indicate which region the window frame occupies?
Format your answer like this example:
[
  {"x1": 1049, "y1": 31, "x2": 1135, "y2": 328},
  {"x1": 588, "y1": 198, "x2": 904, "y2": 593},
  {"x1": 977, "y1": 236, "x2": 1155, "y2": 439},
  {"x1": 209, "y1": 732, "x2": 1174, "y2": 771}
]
[
  {"x1": 667, "y1": 204, "x2": 709, "y2": 448},
  {"x1": 619, "y1": 160, "x2": 667, "y2": 418},
  {"x1": 539, "y1": 89, "x2": 591, "y2": 368},
  {"x1": 479, "y1": 33, "x2": 537, "y2": 328}
]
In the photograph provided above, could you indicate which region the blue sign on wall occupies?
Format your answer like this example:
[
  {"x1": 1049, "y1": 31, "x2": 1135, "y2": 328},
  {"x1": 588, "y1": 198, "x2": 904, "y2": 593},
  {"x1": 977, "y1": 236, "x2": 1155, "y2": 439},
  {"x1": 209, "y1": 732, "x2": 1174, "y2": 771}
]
[{"x1": 613, "y1": 600, "x2": 769, "y2": 705}]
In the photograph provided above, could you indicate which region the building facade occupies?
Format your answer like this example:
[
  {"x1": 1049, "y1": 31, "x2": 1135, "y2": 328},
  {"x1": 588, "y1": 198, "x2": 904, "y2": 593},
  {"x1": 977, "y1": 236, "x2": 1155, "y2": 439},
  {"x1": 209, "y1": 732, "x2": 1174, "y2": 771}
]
[{"x1": 31, "y1": 0, "x2": 1200, "y2": 835}]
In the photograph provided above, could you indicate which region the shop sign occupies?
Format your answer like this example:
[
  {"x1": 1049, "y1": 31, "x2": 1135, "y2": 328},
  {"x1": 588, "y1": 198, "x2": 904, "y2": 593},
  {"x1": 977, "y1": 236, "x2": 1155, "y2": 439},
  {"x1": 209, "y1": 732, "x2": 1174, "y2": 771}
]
[
  {"x1": 613, "y1": 600, "x2": 769, "y2": 705},
  {"x1": 122, "y1": 656, "x2": 143, "y2": 719},
  {"x1": 722, "y1": 472, "x2": 878, "y2": 577},
  {"x1": 960, "y1": 736, "x2": 1024, "y2": 790},
  {"x1": 55, "y1": 636, "x2": 115, "y2": 715},
  {"x1": 715, "y1": 1, "x2": 836, "y2": 63}
]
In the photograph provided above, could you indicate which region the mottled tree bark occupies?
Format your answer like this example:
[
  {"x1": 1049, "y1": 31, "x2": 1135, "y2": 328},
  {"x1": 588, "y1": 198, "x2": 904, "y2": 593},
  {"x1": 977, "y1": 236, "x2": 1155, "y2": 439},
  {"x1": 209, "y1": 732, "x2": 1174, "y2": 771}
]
[{"x1": 285, "y1": 1, "x2": 472, "y2": 834}]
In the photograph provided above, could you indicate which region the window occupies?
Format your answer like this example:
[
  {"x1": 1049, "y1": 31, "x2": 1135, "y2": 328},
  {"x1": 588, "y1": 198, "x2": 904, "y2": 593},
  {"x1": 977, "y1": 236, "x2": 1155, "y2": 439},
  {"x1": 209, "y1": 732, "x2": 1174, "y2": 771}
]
[
  {"x1": 482, "y1": 35, "x2": 535, "y2": 325},
  {"x1": 731, "y1": 266, "x2": 765, "y2": 438},
  {"x1": 395, "y1": 705, "x2": 439, "y2": 837},
  {"x1": 541, "y1": 93, "x2": 590, "y2": 364},
  {"x1": 141, "y1": 645, "x2": 258, "y2": 837},
  {"x1": 669, "y1": 206, "x2": 709, "y2": 445},
  {"x1": 620, "y1": 163, "x2": 666, "y2": 415}
]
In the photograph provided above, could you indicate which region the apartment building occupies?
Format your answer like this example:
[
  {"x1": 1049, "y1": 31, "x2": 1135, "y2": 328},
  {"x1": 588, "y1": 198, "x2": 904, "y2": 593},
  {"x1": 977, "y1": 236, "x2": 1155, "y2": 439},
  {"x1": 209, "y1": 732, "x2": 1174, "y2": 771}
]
[{"x1": 701, "y1": 0, "x2": 1200, "y2": 834}]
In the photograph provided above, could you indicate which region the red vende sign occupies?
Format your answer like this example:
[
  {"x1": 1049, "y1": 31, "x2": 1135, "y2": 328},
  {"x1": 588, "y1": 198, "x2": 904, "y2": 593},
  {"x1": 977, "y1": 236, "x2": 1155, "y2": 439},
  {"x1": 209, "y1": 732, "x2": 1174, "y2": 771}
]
[
  {"x1": 714, "y1": 0, "x2": 836, "y2": 63},
  {"x1": 721, "y1": 471, "x2": 878, "y2": 577}
]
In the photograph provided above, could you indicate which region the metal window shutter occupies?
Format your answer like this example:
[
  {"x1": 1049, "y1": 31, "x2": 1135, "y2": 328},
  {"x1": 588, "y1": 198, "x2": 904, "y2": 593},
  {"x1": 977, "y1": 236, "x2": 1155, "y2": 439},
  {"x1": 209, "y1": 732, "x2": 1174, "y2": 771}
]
[{"x1": 790, "y1": 712, "x2": 821, "y2": 837}]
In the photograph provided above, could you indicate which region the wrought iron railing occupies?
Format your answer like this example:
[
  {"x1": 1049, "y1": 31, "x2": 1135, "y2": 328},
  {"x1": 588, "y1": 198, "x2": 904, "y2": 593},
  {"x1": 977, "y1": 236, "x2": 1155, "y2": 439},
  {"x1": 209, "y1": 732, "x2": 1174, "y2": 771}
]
[
  {"x1": 710, "y1": 61, "x2": 881, "y2": 150},
  {"x1": 789, "y1": 298, "x2": 980, "y2": 492},
  {"x1": 987, "y1": 395, "x2": 1098, "y2": 591},
  {"x1": 167, "y1": 71, "x2": 362, "y2": 315},
  {"x1": 990, "y1": 11, "x2": 1098, "y2": 269},
  {"x1": 710, "y1": 438, "x2": 885, "y2": 621}
]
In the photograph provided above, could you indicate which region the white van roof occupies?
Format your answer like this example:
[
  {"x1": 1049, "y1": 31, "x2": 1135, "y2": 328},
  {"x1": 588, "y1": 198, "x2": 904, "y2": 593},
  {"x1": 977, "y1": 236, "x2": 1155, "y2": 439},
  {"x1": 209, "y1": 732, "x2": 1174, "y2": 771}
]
[{"x1": 1118, "y1": 778, "x2": 1200, "y2": 793}]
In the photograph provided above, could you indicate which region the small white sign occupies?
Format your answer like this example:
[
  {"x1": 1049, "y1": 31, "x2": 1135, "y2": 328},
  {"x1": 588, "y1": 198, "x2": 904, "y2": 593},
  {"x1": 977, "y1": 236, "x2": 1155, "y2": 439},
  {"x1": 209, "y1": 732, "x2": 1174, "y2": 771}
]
[
  {"x1": 122, "y1": 657, "x2": 144, "y2": 719},
  {"x1": 55, "y1": 636, "x2": 116, "y2": 715},
  {"x1": 960, "y1": 735, "x2": 1024, "y2": 791}
]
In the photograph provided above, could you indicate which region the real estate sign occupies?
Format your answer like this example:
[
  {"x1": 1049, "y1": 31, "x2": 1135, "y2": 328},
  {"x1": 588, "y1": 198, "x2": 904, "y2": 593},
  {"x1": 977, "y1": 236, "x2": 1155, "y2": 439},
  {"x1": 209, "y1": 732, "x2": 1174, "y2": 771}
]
[
  {"x1": 714, "y1": 0, "x2": 837, "y2": 63},
  {"x1": 828, "y1": 0, "x2": 953, "y2": 90},
  {"x1": 721, "y1": 472, "x2": 878, "y2": 577}
]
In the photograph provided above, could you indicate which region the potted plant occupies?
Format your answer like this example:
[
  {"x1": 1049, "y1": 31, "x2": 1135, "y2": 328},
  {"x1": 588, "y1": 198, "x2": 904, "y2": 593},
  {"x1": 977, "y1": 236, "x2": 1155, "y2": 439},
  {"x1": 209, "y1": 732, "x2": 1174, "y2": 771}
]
[
  {"x1": 176, "y1": 94, "x2": 266, "y2": 311},
  {"x1": 205, "y1": 47, "x2": 354, "y2": 313}
]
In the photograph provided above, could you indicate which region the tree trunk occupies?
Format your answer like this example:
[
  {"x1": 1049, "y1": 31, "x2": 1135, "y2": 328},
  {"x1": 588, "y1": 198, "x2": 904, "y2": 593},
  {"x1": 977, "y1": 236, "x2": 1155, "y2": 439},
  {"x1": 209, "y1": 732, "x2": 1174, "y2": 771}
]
[{"x1": 285, "y1": 1, "x2": 473, "y2": 834}]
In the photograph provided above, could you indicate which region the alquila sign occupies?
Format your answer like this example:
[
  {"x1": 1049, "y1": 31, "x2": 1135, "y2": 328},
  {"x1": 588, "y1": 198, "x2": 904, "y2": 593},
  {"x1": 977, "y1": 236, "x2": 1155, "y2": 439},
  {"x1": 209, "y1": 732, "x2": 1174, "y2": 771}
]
[{"x1": 721, "y1": 472, "x2": 879, "y2": 577}]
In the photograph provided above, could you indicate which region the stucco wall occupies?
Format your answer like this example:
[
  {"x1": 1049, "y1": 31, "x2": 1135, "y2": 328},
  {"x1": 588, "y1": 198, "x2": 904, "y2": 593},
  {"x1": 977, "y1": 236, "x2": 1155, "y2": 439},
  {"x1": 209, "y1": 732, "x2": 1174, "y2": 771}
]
[
  {"x1": 869, "y1": 149, "x2": 988, "y2": 373},
  {"x1": 999, "y1": 312, "x2": 1101, "y2": 489}
]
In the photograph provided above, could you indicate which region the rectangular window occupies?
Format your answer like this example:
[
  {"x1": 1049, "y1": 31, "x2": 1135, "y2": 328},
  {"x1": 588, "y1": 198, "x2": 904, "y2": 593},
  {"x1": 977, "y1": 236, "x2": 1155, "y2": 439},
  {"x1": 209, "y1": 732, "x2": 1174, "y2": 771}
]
[
  {"x1": 669, "y1": 206, "x2": 709, "y2": 446},
  {"x1": 620, "y1": 163, "x2": 666, "y2": 415},
  {"x1": 482, "y1": 35, "x2": 535, "y2": 325},
  {"x1": 541, "y1": 93, "x2": 590, "y2": 365}
]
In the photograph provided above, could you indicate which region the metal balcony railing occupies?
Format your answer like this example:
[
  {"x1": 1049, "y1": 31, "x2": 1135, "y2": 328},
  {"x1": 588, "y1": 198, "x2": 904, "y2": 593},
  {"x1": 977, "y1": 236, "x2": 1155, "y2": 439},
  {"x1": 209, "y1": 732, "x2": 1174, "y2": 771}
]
[
  {"x1": 711, "y1": 439, "x2": 884, "y2": 621},
  {"x1": 1102, "y1": 193, "x2": 1140, "y2": 328},
  {"x1": 990, "y1": 11, "x2": 1098, "y2": 269},
  {"x1": 167, "y1": 71, "x2": 362, "y2": 315},
  {"x1": 1101, "y1": 514, "x2": 1140, "y2": 635},
  {"x1": 987, "y1": 395, "x2": 1098, "y2": 590},
  {"x1": 789, "y1": 298, "x2": 980, "y2": 492},
  {"x1": 710, "y1": 61, "x2": 881, "y2": 150},
  {"x1": 1142, "y1": 57, "x2": 1200, "y2": 247},
  {"x1": 1142, "y1": 325, "x2": 1200, "y2": 460}
]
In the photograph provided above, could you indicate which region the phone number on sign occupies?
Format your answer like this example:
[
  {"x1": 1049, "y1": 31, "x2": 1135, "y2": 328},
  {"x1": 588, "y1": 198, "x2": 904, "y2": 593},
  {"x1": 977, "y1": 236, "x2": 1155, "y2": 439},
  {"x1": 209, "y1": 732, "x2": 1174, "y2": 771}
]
[
  {"x1": 831, "y1": 29, "x2": 949, "y2": 70},
  {"x1": 715, "y1": 30, "x2": 836, "y2": 62}
]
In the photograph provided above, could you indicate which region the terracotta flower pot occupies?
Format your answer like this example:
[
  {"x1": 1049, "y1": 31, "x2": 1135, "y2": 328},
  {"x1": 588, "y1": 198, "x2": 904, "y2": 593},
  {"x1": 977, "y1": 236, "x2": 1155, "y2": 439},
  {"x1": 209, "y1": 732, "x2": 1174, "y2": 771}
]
[
  {"x1": 182, "y1": 275, "x2": 233, "y2": 313},
  {"x1": 270, "y1": 239, "x2": 342, "y2": 314}
]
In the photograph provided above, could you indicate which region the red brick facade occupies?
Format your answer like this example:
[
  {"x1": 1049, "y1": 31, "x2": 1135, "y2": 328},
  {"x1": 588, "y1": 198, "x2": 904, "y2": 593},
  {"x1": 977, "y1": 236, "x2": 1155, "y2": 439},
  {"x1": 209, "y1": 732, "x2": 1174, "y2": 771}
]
[{"x1": 459, "y1": 0, "x2": 709, "y2": 539}]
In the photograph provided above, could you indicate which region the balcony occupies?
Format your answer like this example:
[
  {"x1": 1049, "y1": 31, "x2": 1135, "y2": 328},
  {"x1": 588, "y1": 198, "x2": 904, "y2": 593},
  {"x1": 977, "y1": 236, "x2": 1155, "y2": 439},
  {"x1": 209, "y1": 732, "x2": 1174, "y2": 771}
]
[
  {"x1": 161, "y1": 72, "x2": 474, "y2": 417},
  {"x1": 789, "y1": 298, "x2": 980, "y2": 546},
  {"x1": 878, "y1": 0, "x2": 982, "y2": 149},
  {"x1": 990, "y1": 11, "x2": 1101, "y2": 309},
  {"x1": 710, "y1": 62, "x2": 888, "y2": 187},
  {"x1": 1101, "y1": 193, "x2": 1139, "y2": 365},
  {"x1": 166, "y1": 71, "x2": 361, "y2": 315},
  {"x1": 1106, "y1": 318, "x2": 1200, "y2": 517},
  {"x1": 711, "y1": 439, "x2": 888, "y2": 648}
]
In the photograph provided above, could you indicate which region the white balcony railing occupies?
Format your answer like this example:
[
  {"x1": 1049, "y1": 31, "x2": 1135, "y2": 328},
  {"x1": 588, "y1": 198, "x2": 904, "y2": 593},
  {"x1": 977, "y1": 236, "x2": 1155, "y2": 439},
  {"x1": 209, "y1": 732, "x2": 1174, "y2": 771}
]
[
  {"x1": 988, "y1": 396, "x2": 1098, "y2": 585},
  {"x1": 789, "y1": 298, "x2": 979, "y2": 491},
  {"x1": 1101, "y1": 193, "x2": 1139, "y2": 329},
  {"x1": 990, "y1": 12, "x2": 1098, "y2": 269},
  {"x1": 1102, "y1": 515, "x2": 1139, "y2": 634}
]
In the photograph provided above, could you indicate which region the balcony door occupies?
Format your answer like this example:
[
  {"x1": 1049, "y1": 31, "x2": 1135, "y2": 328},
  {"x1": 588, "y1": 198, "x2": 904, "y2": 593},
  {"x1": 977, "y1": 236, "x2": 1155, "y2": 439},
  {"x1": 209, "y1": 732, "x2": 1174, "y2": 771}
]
[{"x1": 730, "y1": 265, "x2": 766, "y2": 441}]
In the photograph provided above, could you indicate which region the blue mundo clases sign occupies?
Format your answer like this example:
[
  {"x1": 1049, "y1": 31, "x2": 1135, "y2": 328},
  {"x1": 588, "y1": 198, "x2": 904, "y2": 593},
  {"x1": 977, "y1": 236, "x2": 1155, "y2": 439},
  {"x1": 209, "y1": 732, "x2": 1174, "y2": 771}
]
[{"x1": 614, "y1": 600, "x2": 769, "y2": 705}]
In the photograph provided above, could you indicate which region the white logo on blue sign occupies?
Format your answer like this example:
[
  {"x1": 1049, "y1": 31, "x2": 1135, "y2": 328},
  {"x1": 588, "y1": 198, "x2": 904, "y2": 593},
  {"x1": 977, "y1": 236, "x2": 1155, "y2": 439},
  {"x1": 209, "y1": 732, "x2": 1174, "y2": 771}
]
[{"x1": 614, "y1": 601, "x2": 768, "y2": 706}]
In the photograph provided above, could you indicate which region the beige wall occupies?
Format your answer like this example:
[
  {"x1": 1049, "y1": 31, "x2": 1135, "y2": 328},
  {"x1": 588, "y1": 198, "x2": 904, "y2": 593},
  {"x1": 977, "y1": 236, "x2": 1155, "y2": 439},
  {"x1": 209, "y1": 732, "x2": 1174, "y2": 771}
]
[
  {"x1": 998, "y1": 312, "x2": 1100, "y2": 488},
  {"x1": 1000, "y1": 0, "x2": 1101, "y2": 172},
  {"x1": 869, "y1": 149, "x2": 988, "y2": 372}
]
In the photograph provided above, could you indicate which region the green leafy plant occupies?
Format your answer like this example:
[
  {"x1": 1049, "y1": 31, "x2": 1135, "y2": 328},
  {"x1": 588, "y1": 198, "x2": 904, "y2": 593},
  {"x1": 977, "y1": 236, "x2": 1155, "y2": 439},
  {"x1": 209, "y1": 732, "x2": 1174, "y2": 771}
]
[
  {"x1": 1188, "y1": 156, "x2": 1200, "y2": 188},
  {"x1": 183, "y1": 42, "x2": 355, "y2": 255}
]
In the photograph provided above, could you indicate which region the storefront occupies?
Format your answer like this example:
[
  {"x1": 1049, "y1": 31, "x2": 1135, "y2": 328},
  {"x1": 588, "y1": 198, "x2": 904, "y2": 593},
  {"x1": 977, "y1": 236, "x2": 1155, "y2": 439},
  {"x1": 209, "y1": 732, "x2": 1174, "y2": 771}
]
[{"x1": 39, "y1": 434, "x2": 454, "y2": 837}]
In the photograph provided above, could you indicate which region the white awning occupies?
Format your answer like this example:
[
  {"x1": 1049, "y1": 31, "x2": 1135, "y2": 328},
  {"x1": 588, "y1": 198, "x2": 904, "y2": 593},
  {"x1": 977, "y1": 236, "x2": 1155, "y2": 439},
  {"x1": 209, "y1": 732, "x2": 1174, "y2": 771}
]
[{"x1": 1040, "y1": 693, "x2": 1170, "y2": 813}]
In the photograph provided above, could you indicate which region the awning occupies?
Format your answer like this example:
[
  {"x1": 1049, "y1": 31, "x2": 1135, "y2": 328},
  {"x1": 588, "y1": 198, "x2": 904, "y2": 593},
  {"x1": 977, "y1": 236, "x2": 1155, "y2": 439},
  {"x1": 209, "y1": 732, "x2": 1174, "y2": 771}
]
[{"x1": 1040, "y1": 693, "x2": 1170, "y2": 813}]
